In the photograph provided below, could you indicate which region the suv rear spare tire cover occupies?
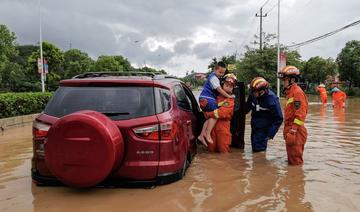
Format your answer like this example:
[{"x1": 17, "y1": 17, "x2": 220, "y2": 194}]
[{"x1": 45, "y1": 110, "x2": 124, "y2": 188}]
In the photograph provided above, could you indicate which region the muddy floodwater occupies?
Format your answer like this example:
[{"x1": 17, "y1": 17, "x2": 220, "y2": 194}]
[{"x1": 1, "y1": 95, "x2": 359, "y2": 212}]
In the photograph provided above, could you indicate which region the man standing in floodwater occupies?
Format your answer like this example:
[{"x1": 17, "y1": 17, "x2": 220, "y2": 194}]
[
  {"x1": 278, "y1": 66, "x2": 309, "y2": 165},
  {"x1": 246, "y1": 77, "x2": 283, "y2": 152}
]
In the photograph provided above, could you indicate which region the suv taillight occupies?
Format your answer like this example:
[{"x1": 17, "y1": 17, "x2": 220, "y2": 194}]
[
  {"x1": 32, "y1": 121, "x2": 50, "y2": 158},
  {"x1": 159, "y1": 121, "x2": 177, "y2": 140},
  {"x1": 33, "y1": 121, "x2": 50, "y2": 139},
  {"x1": 133, "y1": 121, "x2": 177, "y2": 140}
]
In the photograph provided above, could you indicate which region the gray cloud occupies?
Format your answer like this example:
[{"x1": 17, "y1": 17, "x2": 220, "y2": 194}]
[
  {"x1": 174, "y1": 39, "x2": 193, "y2": 55},
  {"x1": 0, "y1": 0, "x2": 359, "y2": 76},
  {"x1": 193, "y1": 42, "x2": 216, "y2": 59}
]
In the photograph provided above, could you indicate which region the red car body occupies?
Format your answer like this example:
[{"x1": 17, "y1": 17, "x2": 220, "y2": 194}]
[{"x1": 31, "y1": 73, "x2": 203, "y2": 187}]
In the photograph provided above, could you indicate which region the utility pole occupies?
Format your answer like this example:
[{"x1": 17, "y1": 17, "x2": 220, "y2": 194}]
[
  {"x1": 256, "y1": 7, "x2": 267, "y2": 51},
  {"x1": 39, "y1": 0, "x2": 45, "y2": 92}
]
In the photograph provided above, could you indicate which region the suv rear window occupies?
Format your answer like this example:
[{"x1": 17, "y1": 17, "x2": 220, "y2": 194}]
[{"x1": 45, "y1": 86, "x2": 155, "y2": 120}]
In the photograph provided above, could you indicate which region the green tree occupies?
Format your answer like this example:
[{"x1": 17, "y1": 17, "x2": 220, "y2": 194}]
[
  {"x1": 137, "y1": 66, "x2": 167, "y2": 74},
  {"x1": 26, "y1": 41, "x2": 64, "y2": 91},
  {"x1": 2, "y1": 62, "x2": 26, "y2": 91},
  {"x1": 0, "y1": 24, "x2": 18, "y2": 90},
  {"x1": 227, "y1": 33, "x2": 302, "y2": 88},
  {"x1": 336, "y1": 40, "x2": 360, "y2": 87},
  {"x1": 208, "y1": 54, "x2": 237, "y2": 70},
  {"x1": 63, "y1": 49, "x2": 94, "y2": 78},
  {"x1": 93, "y1": 55, "x2": 133, "y2": 72},
  {"x1": 303, "y1": 56, "x2": 337, "y2": 84},
  {"x1": 13, "y1": 45, "x2": 38, "y2": 67},
  {"x1": 0, "y1": 24, "x2": 17, "y2": 62}
]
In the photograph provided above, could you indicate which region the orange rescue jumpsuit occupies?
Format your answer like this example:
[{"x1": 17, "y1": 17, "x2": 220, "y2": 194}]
[
  {"x1": 284, "y1": 83, "x2": 308, "y2": 165},
  {"x1": 316, "y1": 87, "x2": 327, "y2": 104},
  {"x1": 332, "y1": 91, "x2": 346, "y2": 109},
  {"x1": 205, "y1": 95, "x2": 234, "y2": 153}
]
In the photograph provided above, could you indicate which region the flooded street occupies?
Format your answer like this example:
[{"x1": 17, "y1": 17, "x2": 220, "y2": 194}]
[{"x1": 0, "y1": 95, "x2": 359, "y2": 212}]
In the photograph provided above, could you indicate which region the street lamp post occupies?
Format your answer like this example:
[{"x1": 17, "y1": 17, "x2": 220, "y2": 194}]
[
  {"x1": 276, "y1": 0, "x2": 281, "y2": 97},
  {"x1": 39, "y1": 0, "x2": 45, "y2": 92}
]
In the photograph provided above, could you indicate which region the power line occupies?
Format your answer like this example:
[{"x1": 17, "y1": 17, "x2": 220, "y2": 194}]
[
  {"x1": 237, "y1": 0, "x2": 274, "y2": 53},
  {"x1": 265, "y1": 0, "x2": 282, "y2": 14},
  {"x1": 260, "y1": 0, "x2": 272, "y2": 9},
  {"x1": 287, "y1": 19, "x2": 360, "y2": 49}
]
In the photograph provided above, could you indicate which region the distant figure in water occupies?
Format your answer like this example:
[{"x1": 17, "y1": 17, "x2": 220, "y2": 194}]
[
  {"x1": 315, "y1": 83, "x2": 327, "y2": 104},
  {"x1": 331, "y1": 87, "x2": 347, "y2": 109}
]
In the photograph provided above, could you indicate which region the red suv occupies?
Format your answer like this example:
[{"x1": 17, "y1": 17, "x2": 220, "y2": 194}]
[{"x1": 31, "y1": 72, "x2": 203, "y2": 188}]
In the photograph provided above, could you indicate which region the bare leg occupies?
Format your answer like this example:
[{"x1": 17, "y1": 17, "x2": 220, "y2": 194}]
[
  {"x1": 204, "y1": 118, "x2": 217, "y2": 144},
  {"x1": 198, "y1": 120, "x2": 209, "y2": 146}
]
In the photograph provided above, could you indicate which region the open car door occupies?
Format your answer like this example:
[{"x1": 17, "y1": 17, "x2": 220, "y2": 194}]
[{"x1": 231, "y1": 81, "x2": 246, "y2": 149}]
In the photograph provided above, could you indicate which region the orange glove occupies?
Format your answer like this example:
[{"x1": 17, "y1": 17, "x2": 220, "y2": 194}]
[{"x1": 286, "y1": 129, "x2": 297, "y2": 146}]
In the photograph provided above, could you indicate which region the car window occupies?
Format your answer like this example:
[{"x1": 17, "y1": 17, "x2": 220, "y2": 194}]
[
  {"x1": 155, "y1": 87, "x2": 171, "y2": 113},
  {"x1": 182, "y1": 85, "x2": 195, "y2": 111},
  {"x1": 173, "y1": 84, "x2": 192, "y2": 111},
  {"x1": 45, "y1": 86, "x2": 155, "y2": 120}
]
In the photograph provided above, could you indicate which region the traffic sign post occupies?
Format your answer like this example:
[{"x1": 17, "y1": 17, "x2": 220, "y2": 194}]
[
  {"x1": 280, "y1": 52, "x2": 286, "y2": 70},
  {"x1": 37, "y1": 58, "x2": 43, "y2": 74}
]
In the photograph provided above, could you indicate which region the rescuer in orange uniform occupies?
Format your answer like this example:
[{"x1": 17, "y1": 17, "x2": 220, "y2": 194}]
[
  {"x1": 278, "y1": 66, "x2": 309, "y2": 165},
  {"x1": 316, "y1": 83, "x2": 327, "y2": 104},
  {"x1": 331, "y1": 87, "x2": 347, "y2": 109},
  {"x1": 204, "y1": 74, "x2": 236, "y2": 153}
]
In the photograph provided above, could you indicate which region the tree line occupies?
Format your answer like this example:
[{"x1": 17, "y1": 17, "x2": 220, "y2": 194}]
[
  {"x1": 1, "y1": 24, "x2": 359, "y2": 94},
  {"x1": 206, "y1": 33, "x2": 360, "y2": 94},
  {"x1": 0, "y1": 24, "x2": 166, "y2": 92}
]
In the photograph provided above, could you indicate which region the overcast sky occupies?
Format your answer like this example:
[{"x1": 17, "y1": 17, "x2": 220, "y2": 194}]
[{"x1": 0, "y1": 0, "x2": 359, "y2": 76}]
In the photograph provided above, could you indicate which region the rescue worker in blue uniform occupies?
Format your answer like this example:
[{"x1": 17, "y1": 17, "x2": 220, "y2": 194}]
[{"x1": 246, "y1": 77, "x2": 283, "y2": 152}]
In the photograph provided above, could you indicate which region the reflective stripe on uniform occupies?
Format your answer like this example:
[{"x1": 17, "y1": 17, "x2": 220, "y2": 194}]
[
  {"x1": 214, "y1": 109, "x2": 219, "y2": 118},
  {"x1": 258, "y1": 106, "x2": 270, "y2": 111},
  {"x1": 286, "y1": 97, "x2": 294, "y2": 106},
  {"x1": 218, "y1": 101, "x2": 225, "y2": 107},
  {"x1": 294, "y1": 118, "x2": 304, "y2": 126}
]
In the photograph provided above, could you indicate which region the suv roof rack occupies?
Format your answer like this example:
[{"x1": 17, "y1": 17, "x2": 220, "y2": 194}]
[
  {"x1": 72, "y1": 72, "x2": 179, "y2": 80},
  {"x1": 153, "y1": 75, "x2": 178, "y2": 80},
  {"x1": 72, "y1": 72, "x2": 158, "y2": 79}
]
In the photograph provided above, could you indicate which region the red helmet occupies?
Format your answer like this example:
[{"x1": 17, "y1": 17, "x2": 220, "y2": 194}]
[
  {"x1": 278, "y1": 65, "x2": 300, "y2": 79},
  {"x1": 250, "y1": 77, "x2": 269, "y2": 91}
]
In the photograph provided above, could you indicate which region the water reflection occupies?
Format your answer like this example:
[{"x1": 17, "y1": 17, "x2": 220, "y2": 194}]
[
  {"x1": 333, "y1": 107, "x2": 346, "y2": 126},
  {"x1": 319, "y1": 104, "x2": 326, "y2": 118},
  {"x1": 0, "y1": 96, "x2": 360, "y2": 211}
]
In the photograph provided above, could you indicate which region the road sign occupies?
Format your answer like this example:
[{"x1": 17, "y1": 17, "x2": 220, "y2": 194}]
[
  {"x1": 37, "y1": 58, "x2": 43, "y2": 74},
  {"x1": 38, "y1": 58, "x2": 49, "y2": 74},
  {"x1": 44, "y1": 59, "x2": 48, "y2": 74},
  {"x1": 280, "y1": 52, "x2": 286, "y2": 71}
]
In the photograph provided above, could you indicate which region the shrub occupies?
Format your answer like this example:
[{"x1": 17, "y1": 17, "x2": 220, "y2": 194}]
[{"x1": 0, "y1": 92, "x2": 53, "y2": 118}]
